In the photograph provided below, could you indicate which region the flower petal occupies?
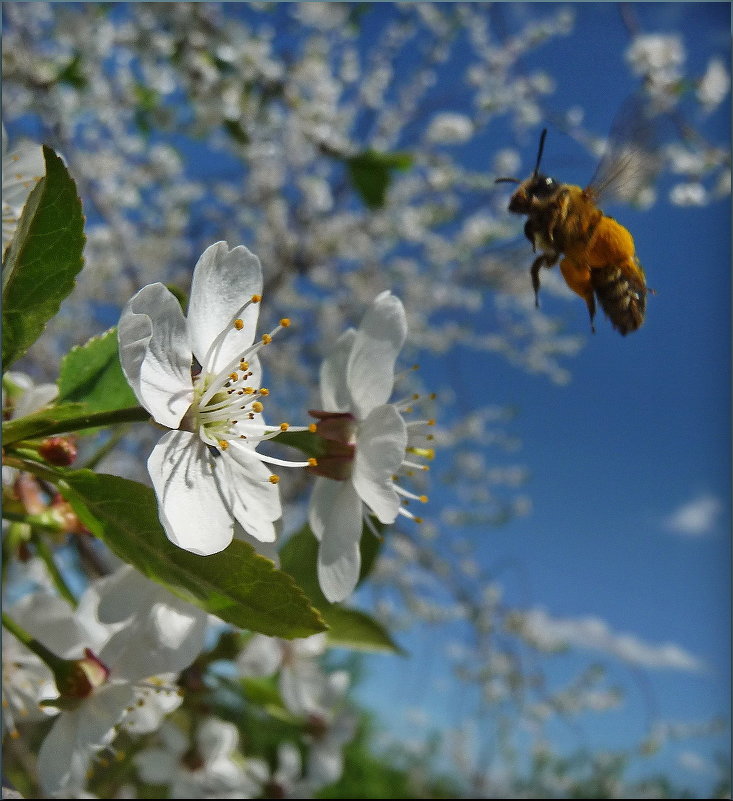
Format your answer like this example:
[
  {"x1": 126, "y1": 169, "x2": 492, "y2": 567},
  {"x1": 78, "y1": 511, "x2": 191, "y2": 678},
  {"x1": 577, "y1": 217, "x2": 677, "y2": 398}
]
[
  {"x1": 221, "y1": 442, "x2": 282, "y2": 543},
  {"x1": 118, "y1": 283, "x2": 193, "y2": 428},
  {"x1": 37, "y1": 684, "x2": 134, "y2": 795},
  {"x1": 319, "y1": 328, "x2": 356, "y2": 412},
  {"x1": 353, "y1": 404, "x2": 406, "y2": 523},
  {"x1": 346, "y1": 291, "x2": 407, "y2": 419},
  {"x1": 311, "y1": 479, "x2": 363, "y2": 603},
  {"x1": 187, "y1": 241, "x2": 264, "y2": 374},
  {"x1": 236, "y1": 634, "x2": 283, "y2": 677},
  {"x1": 147, "y1": 430, "x2": 237, "y2": 555}
]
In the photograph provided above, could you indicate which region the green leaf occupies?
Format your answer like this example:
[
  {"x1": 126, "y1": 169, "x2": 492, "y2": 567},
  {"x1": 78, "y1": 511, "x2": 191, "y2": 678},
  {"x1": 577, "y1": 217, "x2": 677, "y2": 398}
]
[
  {"x1": 279, "y1": 523, "x2": 401, "y2": 653},
  {"x1": 322, "y1": 605, "x2": 405, "y2": 654},
  {"x1": 56, "y1": 52, "x2": 87, "y2": 89},
  {"x1": 345, "y1": 149, "x2": 413, "y2": 209},
  {"x1": 2, "y1": 146, "x2": 85, "y2": 369},
  {"x1": 57, "y1": 328, "x2": 137, "y2": 414},
  {"x1": 2, "y1": 403, "x2": 149, "y2": 445},
  {"x1": 58, "y1": 470, "x2": 327, "y2": 639}
]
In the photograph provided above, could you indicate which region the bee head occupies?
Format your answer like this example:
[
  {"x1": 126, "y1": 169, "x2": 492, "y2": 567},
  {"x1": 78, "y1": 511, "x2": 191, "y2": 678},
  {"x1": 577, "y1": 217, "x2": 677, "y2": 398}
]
[
  {"x1": 495, "y1": 128, "x2": 557, "y2": 214},
  {"x1": 502, "y1": 173, "x2": 558, "y2": 213}
]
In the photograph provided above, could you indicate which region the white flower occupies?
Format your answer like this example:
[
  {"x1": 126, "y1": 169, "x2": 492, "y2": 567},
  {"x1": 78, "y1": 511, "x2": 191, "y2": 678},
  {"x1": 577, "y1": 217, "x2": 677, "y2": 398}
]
[
  {"x1": 245, "y1": 742, "x2": 312, "y2": 799},
  {"x1": 118, "y1": 241, "x2": 311, "y2": 556},
  {"x1": 625, "y1": 34, "x2": 685, "y2": 93},
  {"x1": 302, "y1": 670, "x2": 357, "y2": 789},
  {"x1": 12, "y1": 567, "x2": 207, "y2": 796},
  {"x1": 697, "y1": 57, "x2": 730, "y2": 111},
  {"x1": 2, "y1": 130, "x2": 45, "y2": 254},
  {"x1": 308, "y1": 291, "x2": 433, "y2": 602},
  {"x1": 134, "y1": 718, "x2": 258, "y2": 799},
  {"x1": 425, "y1": 112, "x2": 474, "y2": 145},
  {"x1": 237, "y1": 632, "x2": 329, "y2": 716},
  {"x1": 2, "y1": 371, "x2": 58, "y2": 420}
]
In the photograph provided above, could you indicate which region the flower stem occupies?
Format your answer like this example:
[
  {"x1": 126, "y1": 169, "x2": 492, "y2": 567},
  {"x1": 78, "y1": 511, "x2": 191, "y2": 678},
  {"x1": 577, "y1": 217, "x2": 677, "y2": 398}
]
[
  {"x1": 2, "y1": 405, "x2": 151, "y2": 446},
  {"x1": 1, "y1": 612, "x2": 67, "y2": 674},
  {"x1": 31, "y1": 532, "x2": 78, "y2": 608}
]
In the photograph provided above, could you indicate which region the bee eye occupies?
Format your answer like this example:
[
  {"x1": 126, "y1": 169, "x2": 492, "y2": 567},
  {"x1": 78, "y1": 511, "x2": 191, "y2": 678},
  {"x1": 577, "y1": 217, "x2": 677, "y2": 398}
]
[{"x1": 531, "y1": 174, "x2": 557, "y2": 198}]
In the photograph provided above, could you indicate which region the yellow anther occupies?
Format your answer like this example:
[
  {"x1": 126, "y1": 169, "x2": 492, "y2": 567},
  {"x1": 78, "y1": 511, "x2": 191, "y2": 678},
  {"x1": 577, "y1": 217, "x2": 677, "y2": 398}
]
[
  {"x1": 414, "y1": 516, "x2": 424, "y2": 524},
  {"x1": 308, "y1": 457, "x2": 318, "y2": 467},
  {"x1": 280, "y1": 422, "x2": 289, "y2": 431},
  {"x1": 419, "y1": 495, "x2": 428, "y2": 503},
  {"x1": 233, "y1": 319, "x2": 244, "y2": 330},
  {"x1": 262, "y1": 333, "x2": 272, "y2": 344},
  {"x1": 428, "y1": 419, "x2": 436, "y2": 426},
  {"x1": 413, "y1": 393, "x2": 420, "y2": 400},
  {"x1": 260, "y1": 388, "x2": 270, "y2": 396},
  {"x1": 243, "y1": 387, "x2": 254, "y2": 394},
  {"x1": 309, "y1": 423, "x2": 317, "y2": 433},
  {"x1": 251, "y1": 401, "x2": 264, "y2": 413},
  {"x1": 229, "y1": 372, "x2": 239, "y2": 381},
  {"x1": 429, "y1": 392, "x2": 437, "y2": 400},
  {"x1": 251, "y1": 294, "x2": 262, "y2": 303},
  {"x1": 279, "y1": 317, "x2": 291, "y2": 328},
  {"x1": 218, "y1": 440, "x2": 229, "y2": 451},
  {"x1": 269, "y1": 474, "x2": 280, "y2": 484},
  {"x1": 409, "y1": 446, "x2": 435, "y2": 460}
]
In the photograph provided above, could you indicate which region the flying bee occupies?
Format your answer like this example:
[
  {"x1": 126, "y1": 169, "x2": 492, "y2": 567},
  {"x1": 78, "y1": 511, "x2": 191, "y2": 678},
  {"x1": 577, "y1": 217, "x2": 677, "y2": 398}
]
[{"x1": 496, "y1": 113, "x2": 656, "y2": 336}]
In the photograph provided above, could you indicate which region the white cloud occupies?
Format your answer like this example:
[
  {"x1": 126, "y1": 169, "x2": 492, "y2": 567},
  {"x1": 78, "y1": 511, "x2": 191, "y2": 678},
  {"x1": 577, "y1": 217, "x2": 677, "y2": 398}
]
[
  {"x1": 663, "y1": 493, "x2": 723, "y2": 537},
  {"x1": 678, "y1": 750, "x2": 714, "y2": 775},
  {"x1": 519, "y1": 608, "x2": 705, "y2": 672}
]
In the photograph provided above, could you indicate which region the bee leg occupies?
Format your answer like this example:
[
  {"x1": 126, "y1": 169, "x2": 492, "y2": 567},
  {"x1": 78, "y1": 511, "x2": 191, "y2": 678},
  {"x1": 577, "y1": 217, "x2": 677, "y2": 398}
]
[
  {"x1": 585, "y1": 293, "x2": 596, "y2": 334},
  {"x1": 530, "y1": 256, "x2": 543, "y2": 307}
]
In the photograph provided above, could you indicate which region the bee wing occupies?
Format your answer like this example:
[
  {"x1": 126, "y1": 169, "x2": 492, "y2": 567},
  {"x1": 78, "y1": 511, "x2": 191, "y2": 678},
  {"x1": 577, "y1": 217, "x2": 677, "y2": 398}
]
[{"x1": 585, "y1": 94, "x2": 666, "y2": 207}]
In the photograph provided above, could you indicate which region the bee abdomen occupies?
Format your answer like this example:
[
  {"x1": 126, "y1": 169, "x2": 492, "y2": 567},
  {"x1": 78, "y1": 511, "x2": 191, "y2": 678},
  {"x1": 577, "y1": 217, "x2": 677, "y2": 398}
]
[{"x1": 591, "y1": 265, "x2": 646, "y2": 336}]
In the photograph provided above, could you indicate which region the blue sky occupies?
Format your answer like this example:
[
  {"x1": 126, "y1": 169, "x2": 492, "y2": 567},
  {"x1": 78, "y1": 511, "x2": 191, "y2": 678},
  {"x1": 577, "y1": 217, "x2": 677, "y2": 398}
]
[{"x1": 353, "y1": 3, "x2": 731, "y2": 793}]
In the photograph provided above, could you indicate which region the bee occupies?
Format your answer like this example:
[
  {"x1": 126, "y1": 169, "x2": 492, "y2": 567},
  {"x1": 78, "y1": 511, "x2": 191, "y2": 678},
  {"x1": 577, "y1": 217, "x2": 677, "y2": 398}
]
[{"x1": 496, "y1": 120, "x2": 653, "y2": 336}]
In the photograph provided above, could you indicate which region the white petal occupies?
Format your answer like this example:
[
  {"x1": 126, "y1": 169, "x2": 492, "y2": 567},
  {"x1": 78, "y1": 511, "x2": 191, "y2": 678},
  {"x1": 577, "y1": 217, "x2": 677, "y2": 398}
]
[
  {"x1": 100, "y1": 597, "x2": 207, "y2": 680},
  {"x1": 346, "y1": 291, "x2": 407, "y2": 419},
  {"x1": 220, "y1": 442, "x2": 281, "y2": 543},
  {"x1": 313, "y1": 480, "x2": 363, "y2": 603},
  {"x1": 236, "y1": 634, "x2": 283, "y2": 677},
  {"x1": 308, "y1": 741, "x2": 345, "y2": 787},
  {"x1": 198, "y1": 717, "x2": 239, "y2": 762},
  {"x1": 319, "y1": 328, "x2": 356, "y2": 412},
  {"x1": 280, "y1": 660, "x2": 325, "y2": 717},
  {"x1": 11, "y1": 592, "x2": 99, "y2": 659},
  {"x1": 148, "y1": 430, "x2": 236, "y2": 555},
  {"x1": 94, "y1": 564, "x2": 153, "y2": 624},
  {"x1": 37, "y1": 684, "x2": 134, "y2": 796},
  {"x1": 187, "y1": 242, "x2": 263, "y2": 374},
  {"x1": 134, "y1": 747, "x2": 178, "y2": 785},
  {"x1": 276, "y1": 742, "x2": 303, "y2": 783},
  {"x1": 353, "y1": 404, "x2": 406, "y2": 523},
  {"x1": 118, "y1": 283, "x2": 193, "y2": 428},
  {"x1": 122, "y1": 680, "x2": 183, "y2": 734},
  {"x1": 11, "y1": 382, "x2": 58, "y2": 420}
]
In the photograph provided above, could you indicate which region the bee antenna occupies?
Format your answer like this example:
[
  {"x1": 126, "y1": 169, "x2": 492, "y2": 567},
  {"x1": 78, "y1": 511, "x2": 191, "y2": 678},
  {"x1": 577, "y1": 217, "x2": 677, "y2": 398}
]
[
  {"x1": 495, "y1": 177, "x2": 520, "y2": 184},
  {"x1": 533, "y1": 128, "x2": 548, "y2": 177}
]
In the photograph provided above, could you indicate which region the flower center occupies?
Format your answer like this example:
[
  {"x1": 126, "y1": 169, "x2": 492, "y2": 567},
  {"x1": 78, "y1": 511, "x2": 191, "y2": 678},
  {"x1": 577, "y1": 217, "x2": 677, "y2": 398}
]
[{"x1": 306, "y1": 410, "x2": 356, "y2": 481}]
